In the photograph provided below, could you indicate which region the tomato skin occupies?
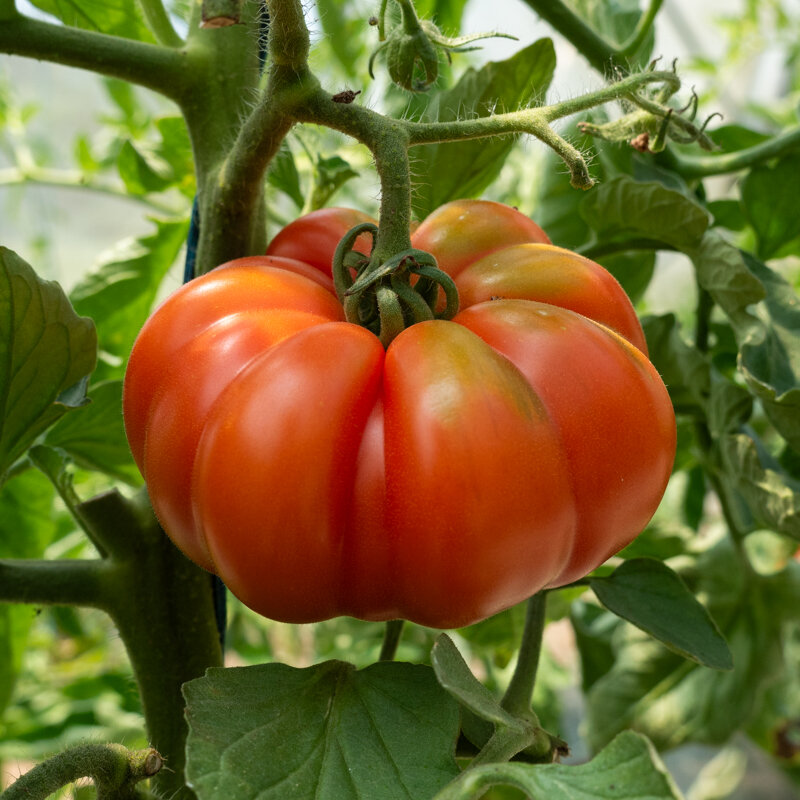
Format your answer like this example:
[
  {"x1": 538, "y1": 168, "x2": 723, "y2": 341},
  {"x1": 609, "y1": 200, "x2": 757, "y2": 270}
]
[
  {"x1": 454, "y1": 243, "x2": 648, "y2": 354},
  {"x1": 265, "y1": 207, "x2": 376, "y2": 277},
  {"x1": 454, "y1": 301, "x2": 675, "y2": 586},
  {"x1": 124, "y1": 201, "x2": 676, "y2": 629},
  {"x1": 411, "y1": 199, "x2": 551, "y2": 278}
]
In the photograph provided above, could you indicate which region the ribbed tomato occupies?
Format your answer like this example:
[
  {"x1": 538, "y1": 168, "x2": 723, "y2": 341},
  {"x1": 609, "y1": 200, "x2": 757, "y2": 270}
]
[{"x1": 123, "y1": 200, "x2": 675, "y2": 629}]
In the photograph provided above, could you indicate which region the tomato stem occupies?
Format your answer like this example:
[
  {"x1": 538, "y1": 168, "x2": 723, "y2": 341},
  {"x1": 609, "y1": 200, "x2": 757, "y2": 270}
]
[
  {"x1": 0, "y1": 743, "x2": 163, "y2": 800},
  {"x1": 334, "y1": 224, "x2": 460, "y2": 345},
  {"x1": 379, "y1": 619, "x2": 406, "y2": 661},
  {"x1": 500, "y1": 592, "x2": 547, "y2": 717}
]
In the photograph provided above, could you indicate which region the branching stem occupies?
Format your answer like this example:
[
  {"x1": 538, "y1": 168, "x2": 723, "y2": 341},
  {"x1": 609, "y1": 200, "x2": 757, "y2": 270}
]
[
  {"x1": 0, "y1": 558, "x2": 113, "y2": 608},
  {"x1": 0, "y1": 14, "x2": 189, "y2": 101}
]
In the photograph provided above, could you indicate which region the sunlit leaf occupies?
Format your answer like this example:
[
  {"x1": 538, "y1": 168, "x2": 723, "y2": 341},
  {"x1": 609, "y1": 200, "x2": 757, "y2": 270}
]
[
  {"x1": 589, "y1": 558, "x2": 732, "y2": 670},
  {"x1": 184, "y1": 660, "x2": 460, "y2": 799}
]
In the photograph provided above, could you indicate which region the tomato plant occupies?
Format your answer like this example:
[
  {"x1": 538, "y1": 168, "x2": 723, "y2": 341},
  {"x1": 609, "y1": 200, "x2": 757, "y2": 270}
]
[{"x1": 2, "y1": 1, "x2": 800, "y2": 799}]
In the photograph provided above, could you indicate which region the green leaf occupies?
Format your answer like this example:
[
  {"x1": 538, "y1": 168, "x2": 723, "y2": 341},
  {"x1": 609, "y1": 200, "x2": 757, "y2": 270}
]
[
  {"x1": 589, "y1": 558, "x2": 733, "y2": 670},
  {"x1": 316, "y1": 0, "x2": 370, "y2": 80},
  {"x1": 307, "y1": 154, "x2": 359, "y2": 212},
  {"x1": 569, "y1": 0, "x2": 655, "y2": 60},
  {"x1": 600, "y1": 250, "x2": 656, "y2": 304},
  {"x1": 29, "y1": 0, "x2": 155, "y2": 41},
  {"x1": 184, "y1": 660, "x2": 460, "y2": 800},
  {"x1": 641, "y1": 313, "x2": 711, "y2": 413},
  {"x1": 433, "y1": 731, "x2": 681, "y2": 800},
  {"x1": 117, "y1": 139, "x2": 174, "y2": 195},
  {"x1": 583, "y1": 541, "x2": 788, "y2": 751},
  {"x1": 0, "y1": 248, "x2": 96, "y2": 482},
  {"x1": 44, "y1": 381, "x2": 140, "y2": 484},
  {"x1": 580, "y1": 176, "x2": 711, "y2": 252},
  {"x1": 741, "y1": 154, "x2": 800, "y2": 259},
  {"x1": 411, "y1": 38, "x2": 556, "y2": 219},
  {"x1": 690, "y1": 231, "x2": 765, "y2": 324},
  {"x1": 707, "y1": 199, "x2": 747, "y2": 231},
  {"x1": 706, "y1": 379, "x2": 753, "y2": 439},
  {"x1": 0, "y1": 468, "x2": 61, "y2": 717},
  {"x1": 415, "y1": 0, "x2": 469, "y2": 34},
  {"x1": 735, "y1": 253, "x2": 800, "y2": 452},
  {"x1": 69, "y1": 218, "x2": 188, "y2": 379},
  {"x1": 720, "y1": 433, "x2": 800, "y2": 539},
  {"x1": 267, "y1": 141, "x2": 304, "y2": 209},
  {"x1": 709, "y1": 124, "x2": 771, "y2": 152},
  {"x1": 432, "y1": 634, "x2": 520, "y2": 729},
  {"x1": 570, "y1": 600, "x2": 621, "y2": 693},
  {"x1": 154, "y1": 116, "x2": 195, "y2": 197}
]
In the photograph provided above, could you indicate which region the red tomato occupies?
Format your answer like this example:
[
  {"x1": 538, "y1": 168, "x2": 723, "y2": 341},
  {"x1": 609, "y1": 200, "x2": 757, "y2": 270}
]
[
  {"x1": 265, "y1": 207, "x2": 376, "y2": 277},
  {"x1": 411, "y1": 199, "x2": 551, "y2": 277},
  {"x1": 124, "y1": 202, "x2": 676, "y2": 629}
]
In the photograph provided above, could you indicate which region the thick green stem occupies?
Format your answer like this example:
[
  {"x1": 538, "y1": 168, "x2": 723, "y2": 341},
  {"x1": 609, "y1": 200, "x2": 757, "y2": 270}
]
[
  {"x1": 0, "y1": 559, "x2": 112, "y2": 608},
  {"x1": 0, "y1": 14, "x2": 189, "y2": 101},
  {"x1": 1, "y1": 490, "x2": 222, "y2": 800},
  {"x1": 180, "y1": 5, "x2": 269, "y2": 273},
  {"x1": 268, "y1": 0, "x2": 311, "y2": 68},
  {"x1": 88, "y1": 492, "x2": 223, "y2": 800},
  {"x1": 1, "y1": 744, "x2": 162, "y2": 800},
  {"x1": 202, "y1": 0, "x2": 243, "y2": 27},
  {"x1": 0, "y1": 0, "x2": 17, "y2": 21},
  {"x1": 292, "y1": 87, "x2": 414, "y2": 261},
  {"x1": 500, "y1": 593, "x2": 547, "y2": 717}
]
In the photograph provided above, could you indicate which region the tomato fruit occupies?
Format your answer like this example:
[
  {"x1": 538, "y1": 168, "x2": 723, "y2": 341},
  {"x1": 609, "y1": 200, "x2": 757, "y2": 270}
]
[
  {"x1": 265, "y1": 207, "x2": 376, "y2": 277},
  {"x1": 124, "y1": 201, "x2": 676, "y2": 629}
]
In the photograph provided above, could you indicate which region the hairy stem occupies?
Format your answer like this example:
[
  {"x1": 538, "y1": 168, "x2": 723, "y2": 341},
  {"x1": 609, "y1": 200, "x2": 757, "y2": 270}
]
[
  {"x1": 1, "y1": 744, "x2": 162, "y2": 800},
  {"x1": 469, "y1": 725, "x2": 538, "y2": 768},
  {"x1": 268, "y1": 0, "x2": 311, "y2": 68}
]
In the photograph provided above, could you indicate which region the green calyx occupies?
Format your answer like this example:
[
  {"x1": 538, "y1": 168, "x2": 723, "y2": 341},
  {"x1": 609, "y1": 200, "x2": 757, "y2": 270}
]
[
  {"x1": 369, "y1": 0, "x2": 516, "y2": 92},
  {"x1": 332, "y1": 223, "x2": 459, "y2": 348}
]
